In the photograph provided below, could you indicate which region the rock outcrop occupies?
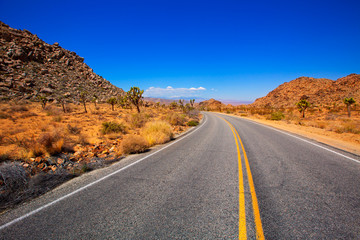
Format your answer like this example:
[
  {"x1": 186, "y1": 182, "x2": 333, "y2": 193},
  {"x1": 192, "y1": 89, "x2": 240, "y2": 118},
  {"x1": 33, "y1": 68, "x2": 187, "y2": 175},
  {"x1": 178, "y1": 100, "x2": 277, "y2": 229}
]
[
  {"x1": 252, "y1": 74, "x2": 360, "y2": 108},
  {"x1": 199, "y1": 98, "x2": 223, "y2": 110},
  {"x1": 0, "y1": 21, "x2": 124, "y2": 102}
]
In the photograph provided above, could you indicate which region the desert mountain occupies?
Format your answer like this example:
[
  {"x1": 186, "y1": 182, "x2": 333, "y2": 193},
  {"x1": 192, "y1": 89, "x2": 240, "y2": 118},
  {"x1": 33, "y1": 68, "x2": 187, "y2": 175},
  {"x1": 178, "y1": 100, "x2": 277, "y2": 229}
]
[
  {"x1": 199, "y1": 98, "x2": 222, "y2": 110},
  {"x1": 0, "y1": 21, "x2": 124, "y2": 102},
  {"x1": 252, "y1": 74, "x2": 360, "y2": 108}
]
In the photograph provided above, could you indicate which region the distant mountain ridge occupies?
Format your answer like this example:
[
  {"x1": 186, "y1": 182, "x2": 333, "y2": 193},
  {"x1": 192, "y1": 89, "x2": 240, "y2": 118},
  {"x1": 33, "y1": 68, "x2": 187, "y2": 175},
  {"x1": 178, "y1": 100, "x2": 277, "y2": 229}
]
[
  {"x1": 252, "y1": 74, "x2": 360, "y2": 108},
  {"x1": 0, "y1": 21, "x2": 124, "y2": 102}
]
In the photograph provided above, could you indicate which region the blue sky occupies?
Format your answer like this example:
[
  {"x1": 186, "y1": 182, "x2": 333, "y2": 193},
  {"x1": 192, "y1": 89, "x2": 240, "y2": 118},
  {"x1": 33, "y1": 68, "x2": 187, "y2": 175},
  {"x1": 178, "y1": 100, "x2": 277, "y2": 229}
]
[{"x1": 1, "y1": 0, "x2": 359, "y2": 102}]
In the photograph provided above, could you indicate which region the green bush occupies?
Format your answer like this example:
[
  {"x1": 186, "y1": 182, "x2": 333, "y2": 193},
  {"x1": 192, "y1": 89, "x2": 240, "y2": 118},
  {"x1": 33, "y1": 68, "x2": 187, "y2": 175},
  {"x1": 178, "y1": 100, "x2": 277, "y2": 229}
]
[
  {"x1": 270, "y1": 112, "x2": 285, "y2": 121},
  {"x1": 101, "y1": 121, "x2": 126, "y2": 134},
  {"x1": 187, "y1": 120, "x2": 199, "y2": 126}
]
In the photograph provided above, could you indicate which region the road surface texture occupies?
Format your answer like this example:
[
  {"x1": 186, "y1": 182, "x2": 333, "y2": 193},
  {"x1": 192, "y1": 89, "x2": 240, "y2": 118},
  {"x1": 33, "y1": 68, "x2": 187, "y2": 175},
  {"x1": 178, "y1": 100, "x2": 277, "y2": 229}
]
[{"x1": 0, "y1": 112, "x2": 359, "y2": 239}]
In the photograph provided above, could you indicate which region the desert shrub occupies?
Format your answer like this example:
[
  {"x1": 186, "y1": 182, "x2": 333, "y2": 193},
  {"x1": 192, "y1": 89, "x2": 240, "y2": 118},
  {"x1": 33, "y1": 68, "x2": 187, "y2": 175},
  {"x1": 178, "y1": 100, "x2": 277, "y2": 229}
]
[
  {"x1": 20, "y1": 112, "x2": 38, "y2": 118},
  {"x1": 187, "y1": 109, "x2": 200, "y2": 119},
  {"x1": 309, "y1": 121, "x2": 328, "y2": 129},
  {"x1": 37, "y1": 132, "x2": 64, "y2": 155},
  {"x1": 53, "y1": 116, "x2": 62, "y2": 122},
  {"x1": 166, "y1": 112, "x2": 186, "y2": 126},
  {"x1": 9, "y1": 105, "x2": 28, "y2": 112},
  {"x1": 270, "y1": 111, "x2": 285, "y2": 121},
  {"x1": 0, "y1": 112, "x2": 11, "y2": 119},
  {"x1": 45, "y1": 106, "x2": 62, "y2": 116},
  {"x1": 325, "y1": 114, "x2": 338, "y2": 121},
  {"x1": 67, "y1": 124, "x2": 82, "y2": 135},
  {"x1": 187, "y1": 120, "x2": 199, "y2": 126},
  {"x1": 127, "y1": 113, "x2": 147, "y2": 128},
  {"x1": 141, "y1": 121, "x2": 173, "y2": 146},
  {"x1": 335, "y1": 122, "x2": 360, "y2": 134},
  {"x1": 0, "y1": 162, "x2": 29, "y2": 193},
  {"x1": 23, "y1": 130, "x2": 67, "y2": 158},
  {"x1": 120, "y1": 135, "x2": 148, "y2": 154},
  {"x1": 101, "y1": 121, "x2": 126, "y2": 134}
]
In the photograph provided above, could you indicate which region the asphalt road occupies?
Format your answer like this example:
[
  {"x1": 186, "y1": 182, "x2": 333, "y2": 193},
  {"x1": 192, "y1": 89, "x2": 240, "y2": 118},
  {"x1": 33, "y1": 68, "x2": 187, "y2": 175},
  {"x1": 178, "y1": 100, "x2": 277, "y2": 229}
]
[{"x1": 0, "y1": 112, "x2": 359, "y2": 239}]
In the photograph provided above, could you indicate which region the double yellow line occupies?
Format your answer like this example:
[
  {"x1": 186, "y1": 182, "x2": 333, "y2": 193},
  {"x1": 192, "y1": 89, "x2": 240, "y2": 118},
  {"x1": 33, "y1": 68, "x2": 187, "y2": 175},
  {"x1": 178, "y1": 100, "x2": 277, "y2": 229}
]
[{"x1": 218, "y1": 116, "x2": 265, "y2": 240}]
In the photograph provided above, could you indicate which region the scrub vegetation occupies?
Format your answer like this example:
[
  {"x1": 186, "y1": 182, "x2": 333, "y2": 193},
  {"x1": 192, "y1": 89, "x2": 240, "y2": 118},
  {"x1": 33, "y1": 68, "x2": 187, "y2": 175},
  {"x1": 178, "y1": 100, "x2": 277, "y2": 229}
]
[{"x1": 0, "y1": 95, "x2": 201, "y2": 211}]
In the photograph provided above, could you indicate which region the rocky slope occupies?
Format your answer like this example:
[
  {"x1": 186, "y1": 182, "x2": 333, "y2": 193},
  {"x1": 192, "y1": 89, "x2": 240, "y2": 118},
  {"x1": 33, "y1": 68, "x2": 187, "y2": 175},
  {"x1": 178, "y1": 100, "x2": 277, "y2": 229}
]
[
  {"x1": 0, "y1": 21, "x2": 124, "y2": 102},
  {"x1": 252, "y1": 74, "x2": 360, "y2": 108},
  {"x1": 199, "y1": 98, "x2": 223, "y2": 110}
]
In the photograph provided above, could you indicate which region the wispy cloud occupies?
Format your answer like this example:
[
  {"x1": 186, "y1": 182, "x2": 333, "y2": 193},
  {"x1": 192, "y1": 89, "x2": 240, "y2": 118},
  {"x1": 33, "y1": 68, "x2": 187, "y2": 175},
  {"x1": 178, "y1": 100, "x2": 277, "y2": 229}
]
[{"x1": 144, "y1": 86, "x2": 206, "y2": 98}]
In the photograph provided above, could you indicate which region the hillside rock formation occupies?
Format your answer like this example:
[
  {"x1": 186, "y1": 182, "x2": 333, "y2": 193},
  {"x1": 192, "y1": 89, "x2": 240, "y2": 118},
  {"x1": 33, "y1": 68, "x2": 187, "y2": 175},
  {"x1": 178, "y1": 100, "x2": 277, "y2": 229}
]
[
  {"x1": 0, "y1": 21, "x2": 124, "y2": 102},
  {"x1": 252, "y1": 74, "x2": 360, "y2": 108},
  {"x1": 199, "y1": 98, "x2": 222, "y2": 110}
]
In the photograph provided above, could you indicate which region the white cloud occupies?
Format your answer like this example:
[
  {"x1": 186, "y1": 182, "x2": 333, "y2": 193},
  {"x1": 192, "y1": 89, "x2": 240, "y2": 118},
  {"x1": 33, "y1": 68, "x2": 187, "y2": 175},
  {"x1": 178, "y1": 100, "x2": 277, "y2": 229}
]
[{"x1": 144, "y1": 86, "x2": 206, "y2": 98}]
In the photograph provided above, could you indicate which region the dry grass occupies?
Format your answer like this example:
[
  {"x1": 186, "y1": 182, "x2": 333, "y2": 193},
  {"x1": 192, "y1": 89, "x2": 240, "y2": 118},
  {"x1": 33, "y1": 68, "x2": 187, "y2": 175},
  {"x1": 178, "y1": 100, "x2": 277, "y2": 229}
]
[
  {"x1": 101, "y1": 121, "x2": 127, "y2": 135},
  {"x1": 219, "y1": 104, "x2": 360, "y2": 153},
  {"x1": 166, "y1": 112, "x2": 186, "y2": 126},
  {"x1": 119, "y1": 134, "x2": 148, "y2": 154},
  {"x1": 0, "y1": 102, "x2": 197, "y2": 160},
  {"x1": 141, "y1": 121, "x2": 173, "y2": 146}
]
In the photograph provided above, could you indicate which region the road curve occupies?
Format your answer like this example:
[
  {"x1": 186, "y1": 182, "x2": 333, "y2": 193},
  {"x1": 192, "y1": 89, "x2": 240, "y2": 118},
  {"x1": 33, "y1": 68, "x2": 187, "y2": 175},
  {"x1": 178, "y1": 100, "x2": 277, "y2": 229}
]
[{"x1": 0, "y1": 112, "x2": 359, "y2": 239}]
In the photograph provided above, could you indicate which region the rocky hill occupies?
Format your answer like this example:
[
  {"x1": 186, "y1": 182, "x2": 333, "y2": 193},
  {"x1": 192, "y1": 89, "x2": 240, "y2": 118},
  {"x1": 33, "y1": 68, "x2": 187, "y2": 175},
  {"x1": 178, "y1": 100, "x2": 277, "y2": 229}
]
[
  {"x1": 252, "y1": 74, "x2": 360, "y2": 108},
  {"x1": 199, "y1": 98, "x2": 223, "y2": 110},
  {"x1": 0, "y1": 21, "x2": 124, "y2": 102}
]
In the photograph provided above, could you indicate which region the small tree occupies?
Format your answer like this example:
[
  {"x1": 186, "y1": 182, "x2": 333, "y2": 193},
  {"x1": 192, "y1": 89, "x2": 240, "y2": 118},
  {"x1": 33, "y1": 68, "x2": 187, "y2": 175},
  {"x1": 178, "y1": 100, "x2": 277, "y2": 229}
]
[
  {"x1": 118, "y1": 95, "x2": 131, "y2": 109},
  {"x1": 92, "y1": 94, "x2": 98, "y2": 108},
  {"x1": 38, "y1": 95, "x2": 48, "y2": 109},
  {"x1": 57, "y1": 96, "x2": 67, "y2": 113},
  {"x1": 190, "y1": 99, "x2": 195, "y2": 108},
  {"x1": 127, "y1": 87, "x2": 144, "y2": 113},
  {"x1": 80, "y1": 91, "x2": 88, "y2": 113},
  {"x1": 178, "y1": 99, "x2": 185, "y2": 112},
  {"x1": 169, "y1": 101, "x2": 178, "y2": 110},
  {"x1": 296, "y1": 99, "x2": 310, "y2": 118},
  {"x1": 344, "y1": 97, "x2": 356, "y2": 117},
  {"x1": 107, "y1": 97, "x2": 117, "y2": 111}
]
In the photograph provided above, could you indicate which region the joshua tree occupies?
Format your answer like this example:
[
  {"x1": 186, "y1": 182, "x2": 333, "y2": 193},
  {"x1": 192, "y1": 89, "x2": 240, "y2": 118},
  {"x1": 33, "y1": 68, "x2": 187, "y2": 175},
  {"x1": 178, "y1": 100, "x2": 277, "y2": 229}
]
[
  {"x1": 127, "y1": 87, "x2": 144, "y2": 113},
  {"x1": 92, "y1": 94, "x2": 98, "y2": 108},
  {"x1": 107, "y1": 97, "x2": 117, "y2": 111},
  {"x1": 118, "y1": 95, "x2": 130, "y2": 109},
  {"x1": 169, "y1": 101, "x2": 178, "y2": 110},
  {"x1": 38, "y1": 95, "x2": 48, "y2": 109},
  {"x1": 344, "y1": 97, "x2": 356, "y2": 117},
  {"x1": 296, "y1": 99, "x2": 310, "y2": 118},
  {"x1": 178, "y1": 99, "x2": 185, "y2": 112},
  {"x1": 57, "y1": 95, "x2": 67, "y2": 113},
  {"x1": 80, "y1": 91, "x2": 88, "y2": 113},
  {"x1": 190, "y1": 99, "x2": 195, "y2": 108}
]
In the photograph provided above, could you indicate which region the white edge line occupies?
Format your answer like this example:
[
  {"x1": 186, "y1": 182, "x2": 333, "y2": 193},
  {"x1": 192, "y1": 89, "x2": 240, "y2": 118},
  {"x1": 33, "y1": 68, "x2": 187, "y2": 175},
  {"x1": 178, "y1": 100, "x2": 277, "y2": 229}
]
[
  {"x1": 0, "y1": 115, "x2": 208, "y2": 231},
  {"x1": 236, "y1": 116, "x2": 360, "y2": 164}
]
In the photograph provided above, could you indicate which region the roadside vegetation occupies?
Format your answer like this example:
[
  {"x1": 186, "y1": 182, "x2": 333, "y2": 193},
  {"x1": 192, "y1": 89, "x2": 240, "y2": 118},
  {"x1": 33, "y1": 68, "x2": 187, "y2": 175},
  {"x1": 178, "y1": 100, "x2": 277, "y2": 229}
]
[
  {"x1": 0, "y1": 88, "x2": 201, "y2": 211},
  {"x1": 203, "y1": 96, "x2": 360, "y2": 148}
]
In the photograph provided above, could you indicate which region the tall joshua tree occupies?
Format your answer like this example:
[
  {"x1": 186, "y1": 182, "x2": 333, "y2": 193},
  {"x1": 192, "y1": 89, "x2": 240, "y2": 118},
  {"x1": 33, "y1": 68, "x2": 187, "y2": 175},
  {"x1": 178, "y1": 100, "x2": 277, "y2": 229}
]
[
  {"x1": 107, "y1": 97, "x2": 117, "y2": 111},
  {"x1": 190, "y1": 99, "x2": 195, "y2": 108},
  {"x1": 127, "y1": 87, "x2": 144, "y2": 113},
  {"x1": 38, "y1": 95, "x2": 48, "y2": 109},
  {"x1": 92, "y1": 94, "x2": 98, "y2": 108},
  {"x1": 80, "y1": 91, "x2": 88, "y2": 113},
  {"x1": 296, "y1": 99, "x2": 310, "y2": 118},
  {"x1": 344, "y1": 97, "x2": 356, "y2": 118}
]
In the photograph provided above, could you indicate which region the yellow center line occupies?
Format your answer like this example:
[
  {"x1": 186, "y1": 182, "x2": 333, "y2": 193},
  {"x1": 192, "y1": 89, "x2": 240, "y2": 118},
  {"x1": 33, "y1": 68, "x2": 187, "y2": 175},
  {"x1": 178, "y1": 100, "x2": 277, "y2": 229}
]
[
  {"x1": 234, "y1": 128, "x2": 265, "y2": 240},
  {"x1": 218, "y1": 116, "x2": 247, "y2": 239},
  {"x1": 218, "y1": 115, "x2": 265, "y2": 240}
]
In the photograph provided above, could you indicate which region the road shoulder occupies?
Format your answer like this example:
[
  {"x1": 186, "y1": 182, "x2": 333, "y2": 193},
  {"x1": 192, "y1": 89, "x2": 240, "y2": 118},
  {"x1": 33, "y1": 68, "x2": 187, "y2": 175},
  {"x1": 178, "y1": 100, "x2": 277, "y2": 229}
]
[{"x1": 220, "y1": 113, "x2": 360, "y2": 156}]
